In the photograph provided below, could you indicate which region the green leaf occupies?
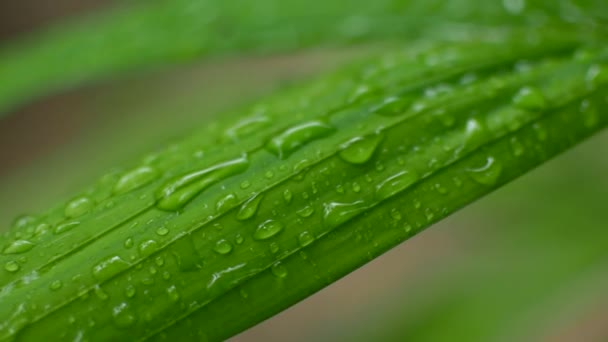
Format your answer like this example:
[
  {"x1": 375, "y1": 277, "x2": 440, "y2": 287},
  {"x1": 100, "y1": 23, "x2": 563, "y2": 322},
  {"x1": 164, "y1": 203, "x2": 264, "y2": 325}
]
[{"x1": 0, "y1": 28, "x2": 607, "y2": 341}]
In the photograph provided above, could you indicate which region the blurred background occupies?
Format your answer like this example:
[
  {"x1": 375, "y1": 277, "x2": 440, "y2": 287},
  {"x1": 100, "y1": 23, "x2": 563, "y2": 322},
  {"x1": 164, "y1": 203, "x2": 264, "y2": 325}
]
[{"x1": 1, "y1": 1, "x2": 607, "y2": 341}]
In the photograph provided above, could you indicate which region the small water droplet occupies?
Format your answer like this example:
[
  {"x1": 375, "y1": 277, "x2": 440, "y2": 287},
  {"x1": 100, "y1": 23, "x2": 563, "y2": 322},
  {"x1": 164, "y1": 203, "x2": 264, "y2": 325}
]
[
  {"x1": 510, "y1": 137, "x2": 525, "y2": 156},
  {"x1": 271, "y1": 262, "x2": 288, "y2": 278},
  {"x1": 65, "y1": 197, "x2": 94, "y2": 219},
  {"x1": 225, "y1": 116, "x2": 271, "y2": 141},
  {"x1": 237, "y1": 194, "x2": 263, "y2": 221},
  {"x1": 93, "y1": 255, "x2": 130, "y2": 281},
  {"x1": 213, "y1": 239, "x2": 233, "y2": 255},
  {"x1": 113, "y1": 166, "x2": 159, "y2": 195},
  {"x1": 49, "y1": 280, "x2": 63, "y2": 291},
  {"x1": 125, "y1": 285, "x2": 136, "y2": 298},
  {"x1": 112, "y1": 302, "x2": 136, "y2": 329},
  {"x1": 240, "y1": 181, "x2": 251, "y2": 189},
  {"x1": 156, "y1": 156, "x2": 249, "y2": 211},
  {"x1": 166, "y1": 285, "x2": 180, "y2": 302},
  {"x1": 298, "y1": 231, "x2": 315, "y2": 247},
  {"x1": 323, "y1": 201, "x2": 370, "y2": 227},
  {"x1": 53, "y1": 221, "x2": 80, "y2": 234},
  {"x1": 296, "y1": 206, "x2": 315, "y2": 218},
  {"x1": 390, "y1": 208, "x2": 402, "y2": 221},
  {"x1": 586, "y1": 64, "x2": 608, "y2": 89},
  {"x1": 235, "y1": 234, "x2": 244, "y2": 245},
  {"x1": 434, "y1": 183, "x2": 448, "y2": 195},
  {"x1": 156, "y1": 227, "x2": 169, "y2": 236},
  {"x1": 375, "y1": 170, "x2": 420, "y2": 199},
  {"x1": 371, "y1": 96, "x2": 414, "y2": 116},
  {"x1": 4, "y1": 260, "x2": 19, "y2": 273},
  {"x1": 269, "y1": 242, "x2": 280, "y2": 254},
  {"x1": 348, "y1": 84, "x2": 380, "y2": 104},
  {"x1": 124, "y1": 238, "x2": 134, "y2": 249},
  {"x1": 253, "y1": 220, "x2": 284, "y2": 240},
  {"x1": 3, "y1": 240, "x2": 35, "y2": 254},
  {"x1": 467, "y1": 156, "x2": 503, "y2": 186},
  {"x1": 513, "y1": 86, "x2": 547, "y2": 111},
  {"x1": 139, "y1": 240, "x2": 160, "y2": 257},
  {"x1": 339, "y1": 134, "x2": 383, "y2": 165},
  {"x1": 283, "y1": 189, "x2": 293, "y2": 204},
  {"x1": 265, "y1": 121, "x2": 335, "y2": 159},
  {"x1": 503, "y1": 0, "x2": 525, "y2": 14}
]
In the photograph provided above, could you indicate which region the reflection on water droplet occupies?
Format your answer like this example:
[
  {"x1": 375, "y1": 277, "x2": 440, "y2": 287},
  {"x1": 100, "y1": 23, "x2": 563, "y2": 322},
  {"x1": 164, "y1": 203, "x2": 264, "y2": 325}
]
[
  {"x1": 237, "y1": 194, "x2": 263, "y2": 221},
  {"x1": 323, "y1": 201, "x2": 370, "y2": 227},
  {"x1": 271, "y1": 262, "x2": 288, "y2": 279},
  {"x1": 54, "y1": 221, "x2": 80, "y2": 235},
  {"x1": 213, "y1": 239, "x2": 233, "y2": 255},
  {"x1": 298, "y1": 231, "x2": 315, "y2": 247},
  {"x1": 375, "y1": 170, "x2": 420, "y2": 199},
  {"x1": 113, "y1": 166, "x2": 159, "y2": 195},
  {"x1": 156, "y1": 227, "x2": 169, "y2": 236},
  {"x1": 139, "y1": 240, "x2": 160, "y2": 257},
  {"x1": 371, "y1": 96, "x2": 414, "y2": 116},
  {"x1": 339, "y1": 134, "x2": 383, "y2": 165},
  {"x1": 467, "y1": 156, "x2": 503, "y2": 186},
  {"x1": 49, "y1": 280, "x2": 62, "y2": 291},
  {"x1": 65, "y1": 197, "x2": 94, "y2": 219},
  {"x1": 296, "y1": 206, "x2": 315, "y2": 218},
  {"x1": 156, "y1": 156, "x2": 249, "y2": 211},
  {"x1": 266, "y1": 121, "x2": 335, "y2": 159},
  {"x1": 93, "y1": 255, "x2": 130, "y2": 282},
  {"x1": 253, "y1": 220, "x2": 284, "y2": 240},
  {"x1": 112, "y1": 302, "x2": 136, "y2": 329},
  {"x1": 225, "y1": 116, "x2": 271, "y2": 141},
  {"x1": 3, "y1": 240, "x2": 35, "y2": 255},
  {"x1": 216, "y1": 193, "x2": 238, "y2": 213},
  {"x1": 4, "y1": 260, "x2": 19, "y2": 273},
  {"x1": 512, "y1": 86, "x2": 547, "y2": 111}
]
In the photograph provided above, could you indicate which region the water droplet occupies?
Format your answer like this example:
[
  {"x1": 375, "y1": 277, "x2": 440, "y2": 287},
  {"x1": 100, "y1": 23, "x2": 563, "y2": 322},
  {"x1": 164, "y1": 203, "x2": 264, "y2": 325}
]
[
  {"x1": 138, "y1": 240, "x2": 160, "y2": 257},
  {"x1": 124, "y1": 238, "x2": 134, "y2": 249},
  {"x1": 434, "y1": 183, "x2": 448, "y2": 195},
  {"x1": 65, "y1": 197, "x2": 94, "y2": 219},
  {"x1": 467, "y1": 156, "x2": 503, "y2": 186},
  {"x1": 49, "y1": 280, "x2": 62, "y2": 291},
  {"x1": 348, "y1": 84, "x2": 380, "y2": 104},
  {"x1": 265, "y1": 171, "x2": 275, "y2": 179},
  {"x1": 125, "y1": 285, "x2": 136, "y2": 298},
  {"x1": 269, "y1": 242, "x2": 280, "y2": 254},
  {"x1": 235, "y1": 234, "x2": 244, "y2": 245},
  {"x1": 213, "y1": 239, "x2": 233, "y2": 255},
  {"x1": 510, "y1": 137, "x2": 525, "y2": 156},
  {"x1": 271, "y1": 262, "x2": 288, "y2": 279},
  {"x1": 216, "y1": 193, "x2": 238, "y2": 213},
  {"x1": 458, "y1": 118, "x2": 489, "y2": 155},
  {"x1": 323, "y1": 201, "x2": 370, "y2": 227},
  {"x1": 298, "y1": 231, "x2": 315, "y2": 247},
  {"x1": 265, "y1": 121, "x2": 335, "y2": 159},
  {"x1": 240, "y1": 181, "x2": 251, "y2": 189},
  {"x1": 352, "y1": 182, "x2": 361, "y2": 193},
  {"x1": 156, "y1": 226, "x2": 169, "y2": 236},
  {"x1": 283, "y1": 189, "x2": 293, "y2": 204},
  {"x1": 580, "y1": 99, "x2": 600, "y2": 128},
  {"x1": 371, "y1": 96, "x2": 414, "y2": 116},
  {"x1": 156, "y1": 156, "x2": 249, "y2": 211},
  {"x1": 4, "y1": 260, "x2": 19, "y2": 273},
  {"x1": 12, "y1": 215, "x2": 37, "y2": 230},
  {"x1": 53, "y1": 221, "x2": 80, "y2": 234},
  {"x1": 237, "y1": 194, "x2": 263, "y2": 221},
  {"x1": 503, "y1": 0, "x2": 525, "y2": 14},
  {"x1": 34, "y1": 223, "x2": 50, "y2": 236},
  {"x1": 93, "y1": 255, "x2": 130, "y2": 281},
  {"x1": 375, "y1": 170, "x2": 420, "y2": 199},
  {"x1": 112, "y1": 302, "x2": 136, "y2": 329},
  {"x1": 339, "y1": 134, "x2": 383, "y2": 165},
  {"x1": 253, "y1": 220, "x2": 284, "y2": 240},
  {"x1": 390, "y1": 208, "x2": 402, "y2": 221},
  {"x1": 166, "y1": 285, "x2": 180, "y2": 302},
  {"x1": 94, "y1": 285, "x2": 109, "y2": 300},
  {"x1": 3, "y1": 240, "x2": 35, "y2": 254},
  {"x1": 225, "y1": 116, "x2": 271, "y2": 141},
  {"x1": 113, "y1": 166, "x2": 159, "y2": 195},
  {"x1": 586, "y1": 64, "x2": 608, "y2": 89},
  {"x1": 513, "y1": 86, "x2": 547, "y2": 111},
  {"x1": 296, "y1": 206, "x2": 315, "y2": 218},
  {"x1": 239, "y1": 288, "x2": 249, "y2": 299}
]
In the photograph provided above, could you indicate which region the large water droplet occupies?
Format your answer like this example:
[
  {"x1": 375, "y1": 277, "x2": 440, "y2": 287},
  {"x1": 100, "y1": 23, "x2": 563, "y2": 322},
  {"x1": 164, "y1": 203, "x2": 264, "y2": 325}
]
[
  {"x1": 156, "y1": 156, "x2": 249, "y2": 211},
  {"x1": 65, "y1": 197, "x2": 94, "y2": 219},
  {"x1": 375, "y1": 170, "x2": 420, "y2": 199},
  {"x1": 113, "y1": 166, "x2": 159, "y2": 195},
  {"x1": 236, "y1": 194, "x2": 263, "y2": 221},
  {"x1": 53, "y1": 221, "x2": 80, "y2": 235},
  {"x1": 265, "y1": 121, "x2": 335, "y2": 159},
  {"x1": 370, "y1": 96, "x2": 414, "y2": 116},
  {"x1": 512, "y1": 86, "x2": 547, "y2": 111},
  {"x1": 3, "y1": 240, "x2": 35, "y2": 254},
  {"x1": 4, "y1": 260, "x2": 19, "y2": 273},
  {"x1": 467, "y1": 156, "x2": 503, "y2": 186},
  {"x1": 225, "y1": 116, "x2": 271, "y2": 141},
  {"x1": 339, "y1": 134, "x2": 383, "y2": 165},
  {"x1": 93, "y1": 255, "x2": 130, "y2": 281},
  {"x1": 253, "y1": 220, "x2": 284, "y2": 240},
  {"x1": 213, "y1": 239, "x2": 233, "y2": 255},
  {"x1": 323, "y1": 201, "x2": 370, "y2": 227}
]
